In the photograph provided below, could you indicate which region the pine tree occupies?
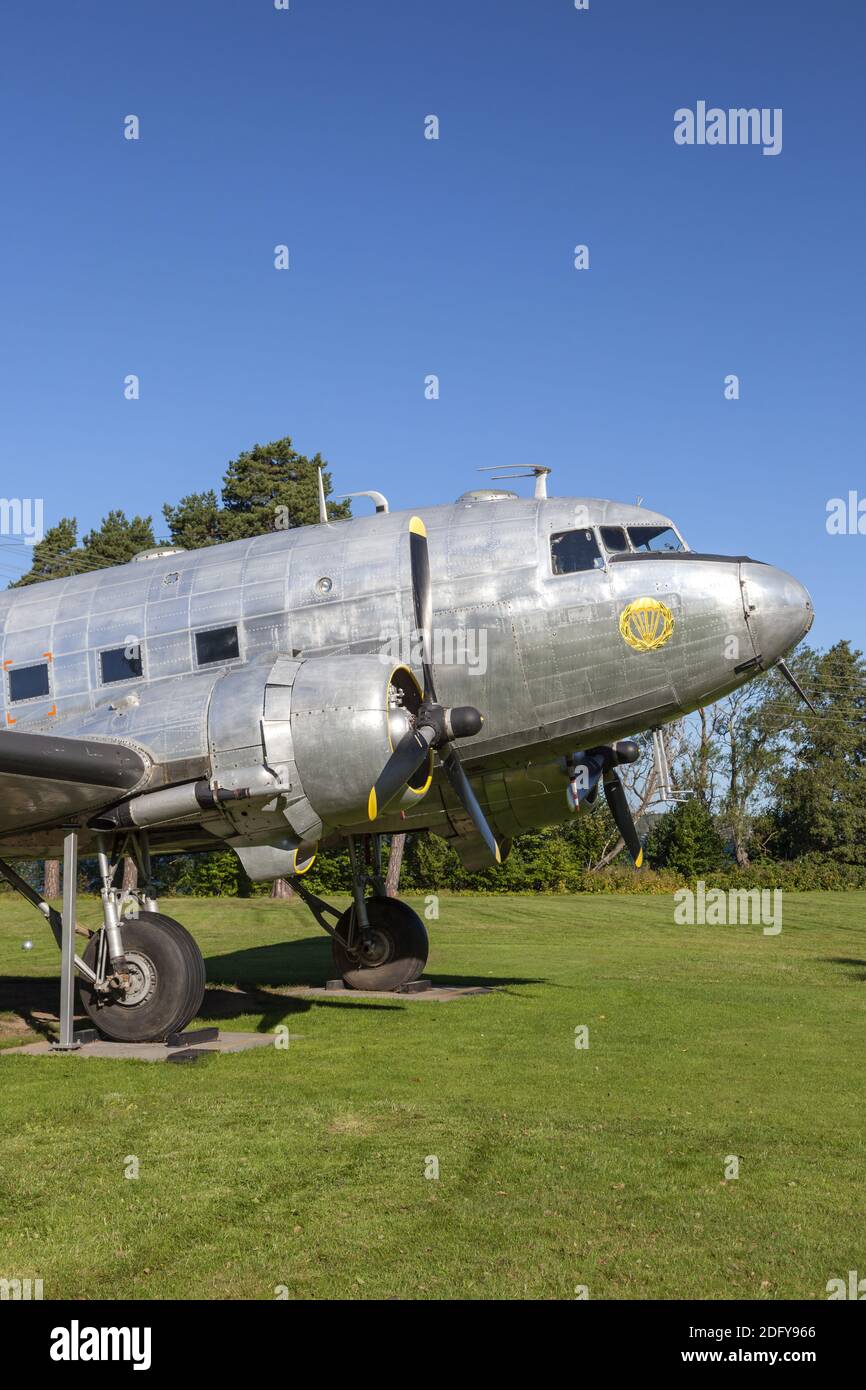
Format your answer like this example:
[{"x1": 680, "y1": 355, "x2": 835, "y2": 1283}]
[
  {"x1": 160, "y1": 490, "x2": 221, "y2": 549},
  {"x1": 79, "y1": 510, "x2": 155, "y2": 568},
  {"x1": 10, "y1": 518, "x2": 80, "y2": 587},
  {"x1": 771, "y1": 641, "x2": 866, "y2": 864},
  {"x1": 11, "y1": 512, "x2": 155, "y2": 587},
  {"x1": 163, "y1": 436, "x2": 349, "y2": 548},
  {"x1": 646, "y1": 796, "x2": 727, "y2": 876}
]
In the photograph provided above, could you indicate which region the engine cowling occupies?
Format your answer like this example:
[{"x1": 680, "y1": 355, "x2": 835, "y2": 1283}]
[{"x1": 206, "y1": 653, "x2": 432, "y2": 844}]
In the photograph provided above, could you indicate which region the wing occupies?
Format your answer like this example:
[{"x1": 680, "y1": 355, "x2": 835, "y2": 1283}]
[{"x1": 0, "y1": 729, "x2": 151, "y2": 835}]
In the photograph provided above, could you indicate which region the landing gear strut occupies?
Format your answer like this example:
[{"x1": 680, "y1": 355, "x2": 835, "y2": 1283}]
[{"x1": 292, "y1": 833, "x2": 429, "y2": 991}]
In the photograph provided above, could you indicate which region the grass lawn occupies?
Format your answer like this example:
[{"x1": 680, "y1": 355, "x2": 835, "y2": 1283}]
[{"x1": 0, "y1": 891, "x2": 864, "y2": 1301}]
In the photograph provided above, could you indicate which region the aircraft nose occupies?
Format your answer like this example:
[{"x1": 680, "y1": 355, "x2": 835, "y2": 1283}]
[{"x1": 740, "y1": 562, "x2": 814, "y2": 664}]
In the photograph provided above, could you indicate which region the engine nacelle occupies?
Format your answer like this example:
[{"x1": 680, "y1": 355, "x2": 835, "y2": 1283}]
[{"x1": 206, "y1": 653, "x2": 432, "y2": 844}]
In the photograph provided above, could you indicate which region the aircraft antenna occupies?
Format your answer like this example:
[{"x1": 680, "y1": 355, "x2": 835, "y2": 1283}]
[
  {"x1": 478, "y1": 465, "x2": 551, "y2": 498},
  {"x1": 316, "y1": 465, "x2": 328, "y2": 524}
]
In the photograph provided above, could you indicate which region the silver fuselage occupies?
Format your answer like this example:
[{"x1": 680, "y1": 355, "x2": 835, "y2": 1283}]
[{"x1": 0, "y1": 495, "x2": 812, "y2": 860}]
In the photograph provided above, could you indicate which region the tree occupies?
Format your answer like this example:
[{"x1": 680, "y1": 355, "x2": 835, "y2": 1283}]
[
  {"x1": 158, "y1": 490, "x2": 221, "y2": 550},
  {"x1": 163, "y1": 437, "x2": 349, "y2": 548},
  {"x1": 43, "y1": 859, "x2": 61, "y2": 899},
  {"x1": 10, "y1": 518, "x2": 81, "y2": 587},
  {"x1": 385, "y1": 834, "x2": 406, "y2": 896},
  {"x1": 713, "y1": 675, "x2": 795, "y2": 867},
  {"x1": 79, "y1": 510, "x2": 155, "y2": 569},
  {"x1": 770, "y1": 642, "x2": 866, "y2": 864},
  {"x1": 646, "y1": 796, "x2": 727, "y2": 877},
  {"x1": 11, "y1": 511, "x2": 155, "y2": 587}
]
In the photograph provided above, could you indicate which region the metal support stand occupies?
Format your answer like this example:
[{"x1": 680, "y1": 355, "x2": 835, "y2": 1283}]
[
  {"x1": 51, "y1": 830, "x2": 96, "y2": 1051},
  {"x1": 649, "y1": 727, "x2": 691, "y2": 805}
]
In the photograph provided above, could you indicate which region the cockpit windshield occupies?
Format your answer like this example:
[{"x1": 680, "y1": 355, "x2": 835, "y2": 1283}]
[
  {"x1": 627, "y1": 525, "x2": 684, "y2": 553},
  {"x1": 599, "y1": 526, "x2": 630, "y2": 553},
  {"x1": 550, "y1": 528, "x2": 604, "y2": 575}
]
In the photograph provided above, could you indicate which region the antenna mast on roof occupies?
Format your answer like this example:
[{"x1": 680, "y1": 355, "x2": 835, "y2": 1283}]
[
  {"x1": 316, "y1": 465, "x2": 328, "y2": 524},
  {"x1": 478, "y1": 465, "x2": 552, "y2": 499}
]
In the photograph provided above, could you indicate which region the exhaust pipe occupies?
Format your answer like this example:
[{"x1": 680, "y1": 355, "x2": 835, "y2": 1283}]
[{"x1": 90, "y1": 779, "x2": 251, "y2": 831}]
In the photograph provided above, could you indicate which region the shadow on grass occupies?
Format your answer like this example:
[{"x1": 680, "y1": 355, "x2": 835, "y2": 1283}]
[
  {"x1": 205, "y1": 936, "x2": 545, "y2": 995},
  {"x1": 0, "y1": 936, "x2": 546, "y2": 1043},
  {"x1": 826, "y1": 957, "x2": 866, "y2": 981},
  {"x1": 0, "y1": 970, "x2": 402, "y2": 1043},
  {"x1": 0, "y1": 977, "x2": 60, "y2": 1040}
]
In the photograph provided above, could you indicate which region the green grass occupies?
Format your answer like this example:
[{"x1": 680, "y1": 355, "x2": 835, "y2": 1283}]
[{"x1": 1, "y1": 891, "x2": 864, "y2": 1300}]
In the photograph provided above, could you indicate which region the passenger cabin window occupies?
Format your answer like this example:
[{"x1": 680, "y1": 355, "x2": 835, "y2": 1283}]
[
  {"x1": 550, "y1": 529, "x2": 604, "y2": 576},
  {"x1": 600, "y1": 526, "x2": 630, "y2": 553},
  {"x1": 627, "y1": 525, "x2": 684, "y2": 553},
  {"x1": 9, "y1": 661, "x2": 50, "y2": 702},
  {"x1": 195, "y1": 625, "x2": 240, "y2": 666},
  {"x1": 100, "y1": 646, "x2": 143, "y2": 684}
]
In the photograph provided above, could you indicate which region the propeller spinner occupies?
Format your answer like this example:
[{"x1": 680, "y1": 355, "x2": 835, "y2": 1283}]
[{"x1": 368, "y1": 517, "x2": 500, "y2": 863}]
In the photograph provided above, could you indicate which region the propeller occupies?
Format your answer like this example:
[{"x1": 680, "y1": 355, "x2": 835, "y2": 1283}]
[
  {"x1": 567, "y1": 740, "x2": 645, "y2": 869},
  {"x1": 368, "y1": 517, "x2": 500, "y2": 862},
  {"x1": 602, "y1": 768, "x2": 644, "y2": 869}
]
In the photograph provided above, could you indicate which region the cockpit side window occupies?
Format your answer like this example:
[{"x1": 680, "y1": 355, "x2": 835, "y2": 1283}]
[
  {"x1": 550, "y1": 529, "x2": 604, "y2": 575},
  {"x1": 627, "y1": 525, "x2": 684, "y2": 553},
  {"x1": 600, "y1": 526, "x2": 630, "y2": 553}
]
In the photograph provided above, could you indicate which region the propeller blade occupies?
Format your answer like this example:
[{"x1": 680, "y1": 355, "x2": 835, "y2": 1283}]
[
  {"x1": 408, "y1": 516, "x2": 437, "y2": 703},
  {"x1": 368, "y1": 726, "x2": 434, "y2": 821},
  {"x1": 776, "y1": 659, "x2": 818, "y2": 714},
  {"x1": 603, "y1": 770, "x2": 644, "y2": 868},
  {"x1": 441, "y1": 746, "x2": 501, "y2": 863}
]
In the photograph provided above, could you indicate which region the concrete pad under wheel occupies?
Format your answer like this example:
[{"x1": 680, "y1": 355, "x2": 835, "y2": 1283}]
[
  {"x1": 2, "y1": 1030, "x2": 297, "y2": 1061},
  {"x1": 285, "y1": 980, "x2": 494, "y2": 1002}
]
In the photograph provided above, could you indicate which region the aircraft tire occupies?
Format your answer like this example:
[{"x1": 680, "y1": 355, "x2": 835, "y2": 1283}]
[
  {"x1": 332, "y1": 896, "x2": 428, "y2": 991},
  {"x1": 78, "y1": 912, "x2": 206, "y2": 1043}
]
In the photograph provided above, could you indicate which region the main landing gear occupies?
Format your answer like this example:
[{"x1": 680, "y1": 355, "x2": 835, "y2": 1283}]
[
  {"x1": 78, "y1": 910, "x2": 205, "y2": 1043},
  {"x1": 77, "y1": 833, "x2": 205, "y2": 1042},
  {"x1": 292, "y1": 833, "x2": 429, "y2": 991},
  {"x1": 0, "y1": 829, "x2": 205, "y2": 1045}
]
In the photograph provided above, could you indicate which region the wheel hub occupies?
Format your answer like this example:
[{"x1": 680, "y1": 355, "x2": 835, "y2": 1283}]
[
  {"x1": 355, "y1": 927, "x2": 393, "y2": 969},
  {"x1": 114, "y1": 950, "x2": 158, "y2": 1007}
]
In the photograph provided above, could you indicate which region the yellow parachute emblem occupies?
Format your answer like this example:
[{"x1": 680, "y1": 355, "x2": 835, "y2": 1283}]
[{"x1": 618, "y1": 597, "x2": 674, "y2": 652}]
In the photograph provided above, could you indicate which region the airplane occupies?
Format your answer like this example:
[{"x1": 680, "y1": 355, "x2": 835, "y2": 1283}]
[{"x1": 0, "y1": 468, "x2": 814, "y2": 1043}]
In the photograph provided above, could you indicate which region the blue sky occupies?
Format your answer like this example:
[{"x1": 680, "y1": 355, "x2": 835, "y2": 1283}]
[{"x1": 0, "y1": 0, "x2": 862, "y2": 650}]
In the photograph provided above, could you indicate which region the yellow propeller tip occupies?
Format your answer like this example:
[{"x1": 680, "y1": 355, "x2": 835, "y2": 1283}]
[
  {"x1": 367, "y1": 789, "x2": 378, "y2": 821},
  {"x1": 635, "y1": 849, "x2": 644, "y2": 869},
  {"x1": 409, "y1": 515, "x2": 427, "y2": 537}
]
